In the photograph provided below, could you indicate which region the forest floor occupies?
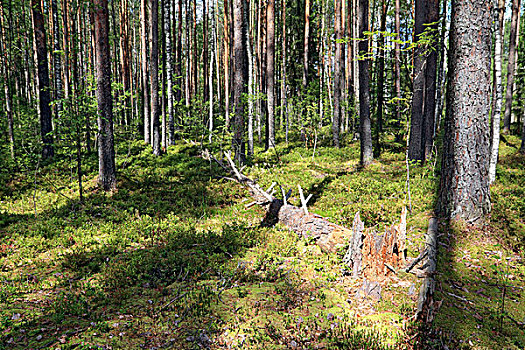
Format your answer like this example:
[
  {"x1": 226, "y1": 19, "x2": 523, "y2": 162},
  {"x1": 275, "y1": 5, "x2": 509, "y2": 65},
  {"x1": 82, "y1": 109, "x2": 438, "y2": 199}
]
[{"x1": 0, "y1": 135, "x2": 524, "y2": 349}]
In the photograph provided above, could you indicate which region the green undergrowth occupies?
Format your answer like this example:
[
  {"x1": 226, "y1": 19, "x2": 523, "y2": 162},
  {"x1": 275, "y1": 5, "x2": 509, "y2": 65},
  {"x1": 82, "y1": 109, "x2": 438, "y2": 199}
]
[{"x1": 0, "y1": 135, "x2": 523, "y2": 349}]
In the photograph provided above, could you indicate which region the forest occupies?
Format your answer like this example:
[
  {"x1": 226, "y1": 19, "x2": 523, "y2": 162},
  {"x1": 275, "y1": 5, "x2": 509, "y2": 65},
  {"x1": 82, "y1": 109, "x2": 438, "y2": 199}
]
[{"x1": 0, "y1": 0, "x2": 524, "y2": 348}]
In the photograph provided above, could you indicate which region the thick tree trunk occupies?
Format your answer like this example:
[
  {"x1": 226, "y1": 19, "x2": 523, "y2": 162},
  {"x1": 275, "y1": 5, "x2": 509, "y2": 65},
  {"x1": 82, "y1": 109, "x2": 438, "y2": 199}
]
[
  {"x1": 31, "y1": 0, "x2": 54, "y2": 159},
  {"x1": 489, "y1": 0, "x2": 505, "y2": 183},
  {"x1": 332, "y1": 0, "x2": 343, "y2": 148},
  {"x1": 502, "y1": 0, "x2": 521, "y2": 133},
  {"x1": 358, "y1": 0, "x2": 373, "y2": 165},
  {"x1": 93, "y1": 0, "x2": 117, "y2": 191},
  {"x1": 150, "y1": 0, "x2": 161, "y2": 155},
  {"x1": 232, "y1": 0, "x2": 248, "y2": 164},
  {"x1": 141, "y1": 0, "x2": 150, "y2": 143},
  {"x1": 438, "y1": 0, "x2": 491, "y2": 223},
  {"x1": 266, "y1": 0, "x2": 275, "y2": 149}
]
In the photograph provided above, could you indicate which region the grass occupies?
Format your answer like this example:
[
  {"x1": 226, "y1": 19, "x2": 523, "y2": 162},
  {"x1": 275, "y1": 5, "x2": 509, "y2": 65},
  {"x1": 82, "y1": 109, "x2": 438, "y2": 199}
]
[{"x1": 0, "y1": 134, "x2": 523, "y2": 349}]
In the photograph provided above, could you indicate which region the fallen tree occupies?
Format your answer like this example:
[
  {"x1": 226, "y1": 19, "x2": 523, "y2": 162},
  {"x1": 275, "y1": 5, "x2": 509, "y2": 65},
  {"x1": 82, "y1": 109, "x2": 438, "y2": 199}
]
[
  {"x1": 213, "y1": 150, "x2": 441, "y2": 319},
  {"x1": 221, "y1": 151, "x2": 407, "y2": 274}
]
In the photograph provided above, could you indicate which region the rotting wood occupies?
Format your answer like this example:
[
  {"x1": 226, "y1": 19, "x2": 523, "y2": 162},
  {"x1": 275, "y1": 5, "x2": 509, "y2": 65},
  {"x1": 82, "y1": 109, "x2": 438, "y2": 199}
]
[
  {"x1": 416, "y1": 217, "x2": 439, "y2": 322},
  {"x1": 343, "y1": 208, "x2": 407, "y2": 280},
  {"x1": 223, "y1": 151, "x2": 351, "y2": 253}
]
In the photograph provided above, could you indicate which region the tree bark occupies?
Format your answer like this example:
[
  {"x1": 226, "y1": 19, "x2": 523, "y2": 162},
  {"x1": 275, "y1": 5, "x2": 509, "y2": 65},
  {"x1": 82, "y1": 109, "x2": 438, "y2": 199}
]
[
  {"x1": 232, "y1": 0, "x2": 248, "y2": 164},
  {"x1": 93, "y1": 0, "x2": 117, "y2": 191},
  {"x1": 31, "y1": 0, "x2": 54, "y2": 159},
  {"x1": 502, "y1": 0, "x2": 521, "y2": 133},
  {"x1": 438, "y1": 0, "x2": 491, "y2": 223},
  {"x1": 358, "y1": 0, "x2": 373, "y2": 165},
  {"x1": 266, "y1": 0, "x2": 275, "y2": 149},
  {"x1": 150, "y1": 0, "x2": 161, "y2": 155}
]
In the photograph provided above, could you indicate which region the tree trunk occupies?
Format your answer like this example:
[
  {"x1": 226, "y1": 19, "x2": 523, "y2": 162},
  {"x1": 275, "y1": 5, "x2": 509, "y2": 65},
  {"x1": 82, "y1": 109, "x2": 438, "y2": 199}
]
[
  {"x1": 266, "y1": 0, "x2": 275, "y2": 149},
  {"x1": 422, "y1": 0, "x2": 439, "y2": 160},
  {"x1": 203, "y1": 0, "x2": 209, "y2": 104},
  {"x1": 120, "y1": 0, "x2": 131, "y2": 126},
  {"x1": 176, "y1": 0, "x2": 183, "y2": 134},
  {"x1": 141, "y1": 0, "x2": 151, "y2": 143},
  {"x1": 438, "y1": 0, "x2": 491, "y2": 223},
  {"x1": 164, "y1": 0, "x2": 175, "y2": 145},
  {"x1": 394, "y1": 0, "x2": 401, "y2": 135},
  {"x1": 247, "y1": 0, "x2": 254, "y2": 155},
  {"x1": 489, "y1": 0, "x2": 505, "y2": 183},
  {"x1": 192, "y1": 0, "x2": 197, "y2": 100},
  {"x1": 332, "y1": 0, "x2": 343, "y2": 148},
  {"x1": 224, "y1": 0, "x2": 231, "y2": 128},
  {"x1": 281, "y1": 2, "x2": 287, "y2": 143},
  {"x1": 374, "y1": 0, "x2": 387, "y2": 156},
  {"x1": 150, "y1": 0, "x2": 161, "y2": 155},
  {"x1": 434, "y1": 0, "x2": 448, "y2": 135},
  {"x1": 408, "y1": 0, "x2": 426, "y2": 161},
  {"x1": 51, "y1": 0, "x2": 63, "y2": 114},
  {"x1": 31, "y1": 0, "x2": 54, "y2": 159},
  {"x1": 358, "y1": 0, "x2": 373, "y2": 165},
  {"x1": 232, "y1": 0, "x2": 248, "y2": 164},
  {"x1": 502, "y1": 0, "x2": 521, "y2": 133},
  {"x1": 61, "y1": 0, "x2": 71, "y2": 100},
  {"x1": 0, "y1": 3, "x2": 14, "y2": 159},
  {"x1": 93, "y1": 0, "x2": 117, "y2": 191},
  {"x1": 303, "y1": 0, "x2": 311, "y2": 89}
]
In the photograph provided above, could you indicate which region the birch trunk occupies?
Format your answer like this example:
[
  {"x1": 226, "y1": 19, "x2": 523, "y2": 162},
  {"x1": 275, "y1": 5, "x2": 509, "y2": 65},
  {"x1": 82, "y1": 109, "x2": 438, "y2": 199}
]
[
  {"x1": 489, "y1": 0, "x2": 505, "y2": 183},
  {"x1": 502, "y1": 0, "x2": 521, "y2": 133}
]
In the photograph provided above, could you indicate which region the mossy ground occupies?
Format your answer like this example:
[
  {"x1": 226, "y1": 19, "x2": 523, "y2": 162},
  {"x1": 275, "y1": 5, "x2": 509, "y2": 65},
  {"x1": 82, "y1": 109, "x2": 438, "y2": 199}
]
[{"x1": 0, "y1": 135, "x2": 523, "y2": 349}]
